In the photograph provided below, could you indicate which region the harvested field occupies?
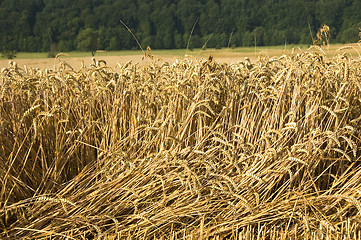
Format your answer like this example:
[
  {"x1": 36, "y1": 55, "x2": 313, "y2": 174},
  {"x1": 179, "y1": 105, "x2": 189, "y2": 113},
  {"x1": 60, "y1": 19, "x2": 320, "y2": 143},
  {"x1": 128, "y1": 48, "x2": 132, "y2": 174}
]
[{"x1": 1, "y1": 45, "x2": 361, "y2": 239}]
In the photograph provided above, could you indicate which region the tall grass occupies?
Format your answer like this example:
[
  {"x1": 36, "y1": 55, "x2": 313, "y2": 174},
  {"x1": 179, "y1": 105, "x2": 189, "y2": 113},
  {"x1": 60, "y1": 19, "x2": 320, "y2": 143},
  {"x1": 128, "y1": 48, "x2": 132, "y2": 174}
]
[{"x1": 1, "y1": 47, "x2": 361, "y2": 239}]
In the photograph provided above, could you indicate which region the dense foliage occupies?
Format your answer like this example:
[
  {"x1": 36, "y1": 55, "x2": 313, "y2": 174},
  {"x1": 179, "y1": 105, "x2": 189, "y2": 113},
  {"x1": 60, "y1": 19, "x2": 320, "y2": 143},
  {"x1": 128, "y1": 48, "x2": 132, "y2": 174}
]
[{"x1": 1, "y1": 0, "x2": 361, "y2": 53}]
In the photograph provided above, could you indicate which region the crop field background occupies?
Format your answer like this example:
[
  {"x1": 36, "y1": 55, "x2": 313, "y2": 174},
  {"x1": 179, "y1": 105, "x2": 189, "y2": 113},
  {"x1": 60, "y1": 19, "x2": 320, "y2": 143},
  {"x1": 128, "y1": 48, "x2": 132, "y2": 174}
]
[
  {"x1": 1, "y1": 44, "x2": 361, "y2": 239},
  {"x1": 1, "y1": 43, "x2": 361, "y2": 70}
]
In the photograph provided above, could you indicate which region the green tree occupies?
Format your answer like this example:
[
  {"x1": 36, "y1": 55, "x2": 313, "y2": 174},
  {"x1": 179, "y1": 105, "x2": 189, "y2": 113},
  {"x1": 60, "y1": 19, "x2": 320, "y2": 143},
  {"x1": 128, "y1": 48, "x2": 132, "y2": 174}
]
[
  {"x1": 242, "y1": 31, "x2": 254, "y2": 46},
  {"x1": 0, "y1": 0, "x2": 361, "y2": 52},
  {"x1": 253, "y1": 26, "x2": 265, "y2": 46},
  {"x1": 76, "y1": 28, "x2": 98, "y2": 55},
  {"x1": 174, "y1": 32, "x2": 184, "y2": 49}
]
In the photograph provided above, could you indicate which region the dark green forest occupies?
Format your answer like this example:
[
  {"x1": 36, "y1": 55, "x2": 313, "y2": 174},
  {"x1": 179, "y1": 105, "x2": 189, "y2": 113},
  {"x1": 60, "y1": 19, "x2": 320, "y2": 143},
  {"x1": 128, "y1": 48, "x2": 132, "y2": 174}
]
[{"x1": 1, "y1": 0, "x2": 361, "y2": 53}]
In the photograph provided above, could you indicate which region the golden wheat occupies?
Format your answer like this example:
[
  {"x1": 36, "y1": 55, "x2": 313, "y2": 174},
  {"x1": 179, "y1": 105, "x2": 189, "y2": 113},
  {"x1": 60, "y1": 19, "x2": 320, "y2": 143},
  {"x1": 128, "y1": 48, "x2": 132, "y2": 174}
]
[{"x1": 1, "y1": 48, "x2": 361, "y2": 239}]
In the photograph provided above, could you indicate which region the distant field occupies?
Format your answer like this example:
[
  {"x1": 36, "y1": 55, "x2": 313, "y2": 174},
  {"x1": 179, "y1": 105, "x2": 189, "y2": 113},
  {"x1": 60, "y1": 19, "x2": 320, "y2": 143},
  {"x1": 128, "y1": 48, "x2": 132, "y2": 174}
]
[
  {"x1": 1, "y1": 43, "x2": 361, "y2": 71},
  {"x1": 1, "y1": 43, "x2": 358, "y2": 60},
  {"x1": 2, "y1": 46, "x2": 304, "y2": 59}
]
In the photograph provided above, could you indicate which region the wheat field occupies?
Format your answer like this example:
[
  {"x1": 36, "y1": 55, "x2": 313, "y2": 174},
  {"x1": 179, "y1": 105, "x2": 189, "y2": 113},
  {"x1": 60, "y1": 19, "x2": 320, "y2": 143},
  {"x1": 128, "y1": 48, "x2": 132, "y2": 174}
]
[{"x1": 1, "y1": 46, "x2": 361, "y2": 239}]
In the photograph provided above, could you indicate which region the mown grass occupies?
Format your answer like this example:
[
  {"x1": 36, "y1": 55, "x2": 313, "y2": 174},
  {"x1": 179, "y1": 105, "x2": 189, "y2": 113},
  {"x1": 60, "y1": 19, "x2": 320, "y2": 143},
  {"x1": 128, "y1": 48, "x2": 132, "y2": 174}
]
[{"x1": 1, "y1": 46, "x2": 361, "y2": 239}]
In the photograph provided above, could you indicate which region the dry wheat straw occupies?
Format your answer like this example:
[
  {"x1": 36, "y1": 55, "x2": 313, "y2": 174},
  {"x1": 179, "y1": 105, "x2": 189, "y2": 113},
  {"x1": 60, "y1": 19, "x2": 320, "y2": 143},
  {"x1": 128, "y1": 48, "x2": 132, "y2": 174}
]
[{"x1": 1, "y1": 49, "x2": 361, "y2": 239}]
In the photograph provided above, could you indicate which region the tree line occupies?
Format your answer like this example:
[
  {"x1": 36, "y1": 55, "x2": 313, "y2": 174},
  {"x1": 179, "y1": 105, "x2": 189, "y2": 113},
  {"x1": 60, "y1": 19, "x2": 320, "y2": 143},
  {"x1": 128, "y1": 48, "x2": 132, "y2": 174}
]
[{"x1": 0, "y1": 0, "x2": 360, "y2": 53}]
